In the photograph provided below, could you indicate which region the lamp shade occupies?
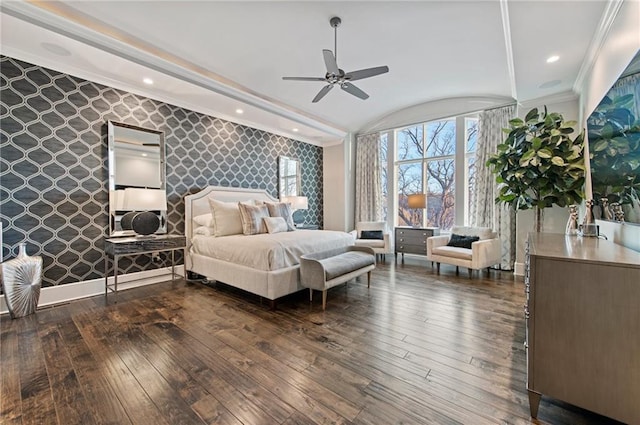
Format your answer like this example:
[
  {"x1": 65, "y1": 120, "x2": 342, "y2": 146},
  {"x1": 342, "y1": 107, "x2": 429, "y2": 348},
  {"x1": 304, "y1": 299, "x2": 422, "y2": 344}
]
[
  {"x1": 282, "y1": 195, "x2": 308, "y2": 211},
  {"x1": 407, "y1": 193, "x2": 427, "y2": 209},
  {"x1": 122, "y1": 188, "x2": 167, "y2": 211}
]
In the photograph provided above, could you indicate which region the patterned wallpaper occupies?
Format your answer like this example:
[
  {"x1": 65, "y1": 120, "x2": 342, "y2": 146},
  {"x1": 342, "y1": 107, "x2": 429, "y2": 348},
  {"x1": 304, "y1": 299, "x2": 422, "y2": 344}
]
[{"x1": 0, "y1": 56, "x2": 323, "y2": 287}]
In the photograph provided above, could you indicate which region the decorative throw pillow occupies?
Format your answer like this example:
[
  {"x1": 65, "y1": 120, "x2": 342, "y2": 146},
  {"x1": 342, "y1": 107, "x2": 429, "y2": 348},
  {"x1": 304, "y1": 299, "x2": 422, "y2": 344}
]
[
  {"x1": 447, "y1": 233, "x2": 480, "y2": 249},
  {"x1": 238, "y1": 203, "x2": 269, "y2": 235},
  {"x1": 360, "y1": 230, "x2": 384, "y2": 240},
  {"x1": 263, "y1": 217, "x2": 288, "y2": 234},
  {"x1": 265, "y1": 202, "x2": 295, "y2": 231},
  {"x1": 207, "y1": 199, "x2": 243, "y2": 237}
]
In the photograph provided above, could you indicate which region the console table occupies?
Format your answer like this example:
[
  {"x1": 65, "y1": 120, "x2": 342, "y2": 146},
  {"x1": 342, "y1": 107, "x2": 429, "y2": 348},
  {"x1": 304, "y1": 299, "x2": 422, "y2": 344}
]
[
  {"x1": 394, "y1": 226, "x2": 440, "y2": 261},
  {"x1": 104, "y1": 234, "x2": 186, "y2": 300},
  {"x1": 525, "y1": 233, "x2": 640, "y2": 423}
]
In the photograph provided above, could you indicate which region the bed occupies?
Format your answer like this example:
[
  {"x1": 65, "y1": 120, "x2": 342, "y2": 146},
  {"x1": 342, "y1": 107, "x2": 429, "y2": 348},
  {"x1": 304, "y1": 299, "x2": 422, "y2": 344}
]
[{"x1": 184, "y1": 186, "x2": 354, "y2": 303}]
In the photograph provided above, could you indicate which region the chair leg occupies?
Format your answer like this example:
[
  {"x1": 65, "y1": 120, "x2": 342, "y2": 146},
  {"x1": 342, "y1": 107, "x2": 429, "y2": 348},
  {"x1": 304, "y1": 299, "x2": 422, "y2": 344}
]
[
  {"x1": 309, "y1": 288, "x2": 313, "y2": 301},
  {"x1": 322, "y1": 290, "x2": 327, "y2": 310},
  {"x1": 367, "y1": 271, "x2": 371, "y2": 288},
  {"x1": 456, "y1": 266, "x2": 459, "y2": 275},
  {"x1": 468, "y1": 268, "x2": 473, "y2": 278},
  {"x1": 436, "y1": 262, "x2": 440, "y2": 274}
]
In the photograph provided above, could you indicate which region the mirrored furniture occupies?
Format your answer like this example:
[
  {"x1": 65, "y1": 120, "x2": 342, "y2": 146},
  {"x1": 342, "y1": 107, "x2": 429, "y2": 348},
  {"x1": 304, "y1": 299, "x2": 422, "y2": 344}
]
[
  {"x1": 278, "y1": 156, "x2": 300, "y2": 198},
  {"x1": 108, "y1": 121, "x2": 167, "y2": 236},
  {"x1": 104, "y1": 234, "x2": 186, "y2": 300}
]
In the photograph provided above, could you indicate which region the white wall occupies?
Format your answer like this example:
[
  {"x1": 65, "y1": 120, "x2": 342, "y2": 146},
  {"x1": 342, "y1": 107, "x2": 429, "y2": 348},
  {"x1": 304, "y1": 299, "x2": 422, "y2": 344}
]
[
  {"x1": 322, "y1": 134, "x2": 355, "y2": 231},
  {"x1": 576, "y1": 0, "x2": 640, "y2": 253}
]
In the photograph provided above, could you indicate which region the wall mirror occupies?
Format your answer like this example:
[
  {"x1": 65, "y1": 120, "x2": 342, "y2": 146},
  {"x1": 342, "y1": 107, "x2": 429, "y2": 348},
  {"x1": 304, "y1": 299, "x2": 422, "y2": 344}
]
[
  {"x1": 278, "y1": 156, "x2": 300, "y2": 199},
  {"x1": 108, "y1": 121, "x2": 167, "y2": 236},
  {"x1": 587, "y1": 50, "x2": 640, "y2": 225}
]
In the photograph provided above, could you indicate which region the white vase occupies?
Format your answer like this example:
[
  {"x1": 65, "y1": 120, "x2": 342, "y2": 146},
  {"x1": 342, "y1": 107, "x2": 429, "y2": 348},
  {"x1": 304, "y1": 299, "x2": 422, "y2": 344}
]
[{"x1": 1, "y1": 243, "x2": 42, "y2": 319}]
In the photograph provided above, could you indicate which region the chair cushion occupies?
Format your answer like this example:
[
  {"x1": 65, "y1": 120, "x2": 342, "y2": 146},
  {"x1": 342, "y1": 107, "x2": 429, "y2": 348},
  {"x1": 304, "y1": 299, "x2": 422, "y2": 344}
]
[
  {"x1": 432, "y1": 246, "x2": 473, "y2": 260},
  {"x1": 356, "y1": 221, "x2": 386, "y2": 238},
  {"x1": 354, "y1": 239, "x2": 385, "y2": 248},
  {"x1": 447, "y1": 234, "x2": 479, "y2": 249},
  {"x1": 450, "y1": 226, "x2": 494, "y2": 240},
  {"x1": 361, "y1": 230, "x2": 384, "y2": 240},
  {"x1": 319, "y1": 251, "x2": 375, "y2": 281}
]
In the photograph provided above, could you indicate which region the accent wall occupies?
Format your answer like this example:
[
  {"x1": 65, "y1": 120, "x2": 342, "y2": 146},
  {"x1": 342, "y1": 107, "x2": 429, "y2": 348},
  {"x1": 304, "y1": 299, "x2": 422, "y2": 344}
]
[{"x1": 0, "y1": 56, "x2": 323, "y2": 287}]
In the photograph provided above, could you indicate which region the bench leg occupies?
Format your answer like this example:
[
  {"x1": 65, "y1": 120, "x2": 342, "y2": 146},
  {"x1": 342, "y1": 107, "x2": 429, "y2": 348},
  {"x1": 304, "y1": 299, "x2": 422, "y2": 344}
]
[
  {"x1": 309, "y1": 288, "x2": 313, "y2": 301},
  {"x1": 322, "y1": 290, "x2": 327, "y2": 310},
  {"x1": 367, "y1": 271, "x2": 371, "y2": 288}
]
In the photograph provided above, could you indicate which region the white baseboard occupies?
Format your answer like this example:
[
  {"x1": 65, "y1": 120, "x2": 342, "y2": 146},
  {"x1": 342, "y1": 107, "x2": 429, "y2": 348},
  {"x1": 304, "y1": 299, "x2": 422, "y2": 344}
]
[
  {"x1": 1, "y1": 265, "x2": 184, "y2": 315},
  {"x1": 514, "y1": 262, "x2": 525, "y2": 277}
]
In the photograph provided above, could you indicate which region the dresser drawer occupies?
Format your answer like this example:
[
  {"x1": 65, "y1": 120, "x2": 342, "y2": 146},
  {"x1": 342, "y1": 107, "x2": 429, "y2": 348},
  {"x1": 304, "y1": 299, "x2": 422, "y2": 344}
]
[{"x1": 396, "y1": 244, "x2": 427, "y2": 255}]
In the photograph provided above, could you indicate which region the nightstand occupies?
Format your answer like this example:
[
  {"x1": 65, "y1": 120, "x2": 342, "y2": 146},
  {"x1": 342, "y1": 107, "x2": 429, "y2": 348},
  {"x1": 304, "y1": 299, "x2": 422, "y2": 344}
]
[
  {"x1": 395, "y1": 227, "x2": 440, "y2": 262},
  {"x1": 104, "y1": 234, "x2": 186, "y2": 300}
]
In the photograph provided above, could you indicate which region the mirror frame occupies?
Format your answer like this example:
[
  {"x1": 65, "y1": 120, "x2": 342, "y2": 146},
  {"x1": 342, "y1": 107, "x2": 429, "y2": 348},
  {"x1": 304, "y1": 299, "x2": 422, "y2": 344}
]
[
  {"x1": 278, "y1": 156, "x2": 300, "y2": 199},
  {"x1": 108, "y1": 121, "x2": 167, "y2": 237}
]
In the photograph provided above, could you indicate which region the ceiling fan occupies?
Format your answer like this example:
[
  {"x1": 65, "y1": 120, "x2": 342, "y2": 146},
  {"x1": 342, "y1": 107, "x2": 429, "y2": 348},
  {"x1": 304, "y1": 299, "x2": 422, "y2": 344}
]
[{"x1": 282, "y1": 16, "x2": 389, "y2": 103}]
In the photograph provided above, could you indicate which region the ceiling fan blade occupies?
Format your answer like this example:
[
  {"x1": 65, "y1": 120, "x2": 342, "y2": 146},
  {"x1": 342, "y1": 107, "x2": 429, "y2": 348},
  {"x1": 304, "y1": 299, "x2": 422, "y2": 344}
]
[
  {"x1": 282, "y1": 76, "x2": 326, "y2": 81},
  {"x1": 312, "y1": 84, "x2": 333, "y2": 103},
  {"x1": 322, "y1": 49, "x2": 340, "y2": 75},
  {"x1": 341, "y1": 82, "x2": 369, "y2": 100},
  {"x1": 346, "y1": 65, "x2": 389, "y2": 81}
]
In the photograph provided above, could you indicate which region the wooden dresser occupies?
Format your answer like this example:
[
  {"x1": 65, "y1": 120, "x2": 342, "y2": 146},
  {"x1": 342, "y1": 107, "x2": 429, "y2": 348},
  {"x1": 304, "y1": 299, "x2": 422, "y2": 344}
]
[
  {"x1": 394, "y1": 227, "x2": 440, "y2": 261},
  {"x1": 525, "y1": 233, "x2": 640, "y2": 423}
]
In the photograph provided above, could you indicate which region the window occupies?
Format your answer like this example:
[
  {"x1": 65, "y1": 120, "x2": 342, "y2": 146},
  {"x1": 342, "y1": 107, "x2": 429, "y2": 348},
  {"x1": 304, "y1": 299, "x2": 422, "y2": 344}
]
[{"x1": 392, "y1": 115, "x2": 478, "y2": 231}]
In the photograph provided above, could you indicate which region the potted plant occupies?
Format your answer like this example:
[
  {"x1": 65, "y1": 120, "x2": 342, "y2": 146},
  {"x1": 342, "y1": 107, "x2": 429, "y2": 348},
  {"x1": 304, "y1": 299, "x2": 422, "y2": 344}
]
[{"x1": 486, "y1": 107, "x2": 586, "y2": 231}]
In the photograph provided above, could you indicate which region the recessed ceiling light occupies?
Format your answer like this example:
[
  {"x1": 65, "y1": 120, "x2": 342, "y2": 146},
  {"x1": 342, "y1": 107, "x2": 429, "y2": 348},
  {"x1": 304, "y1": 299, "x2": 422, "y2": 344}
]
[
  {"x1": 292, "y1": 128, "x2": 299, "y2": 132},
  {"x1": 546, "y1": 55, "x2": 560, "y2": 63},
  {"x1": 236, "y1": 108, "x2": 244, "y2": 114},
  {"x1": 143, "y1": 78, "x2": 154, "y2": 85}
]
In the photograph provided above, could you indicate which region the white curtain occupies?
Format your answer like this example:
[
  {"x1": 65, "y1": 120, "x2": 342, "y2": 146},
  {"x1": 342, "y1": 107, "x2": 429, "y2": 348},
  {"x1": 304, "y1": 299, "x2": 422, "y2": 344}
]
[
  {"x1": 472, "y1": 105, "x2": 516, "y2": 270},
  {"x1": 355, "y1": 132, "x2": 382, "y2": 222}
]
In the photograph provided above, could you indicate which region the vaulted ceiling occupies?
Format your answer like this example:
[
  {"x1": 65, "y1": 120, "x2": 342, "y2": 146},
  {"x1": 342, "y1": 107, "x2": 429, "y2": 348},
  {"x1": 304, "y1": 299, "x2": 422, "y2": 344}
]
[{"x1": 0, "y1": 1, "x2": 614, "y2": 146}]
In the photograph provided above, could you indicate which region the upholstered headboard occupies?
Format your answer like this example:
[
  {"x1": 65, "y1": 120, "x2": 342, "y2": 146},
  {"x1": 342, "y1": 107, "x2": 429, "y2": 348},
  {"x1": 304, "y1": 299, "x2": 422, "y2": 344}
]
[{"x1": 184, "y1": 186, "x2": 278, "y2": 248}]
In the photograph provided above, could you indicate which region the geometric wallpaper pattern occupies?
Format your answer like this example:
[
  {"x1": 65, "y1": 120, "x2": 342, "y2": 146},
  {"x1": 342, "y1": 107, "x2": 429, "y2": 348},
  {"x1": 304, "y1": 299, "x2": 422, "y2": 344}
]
[{"x1": 0, "y1": 56, "x2": 323, "y2": 288}]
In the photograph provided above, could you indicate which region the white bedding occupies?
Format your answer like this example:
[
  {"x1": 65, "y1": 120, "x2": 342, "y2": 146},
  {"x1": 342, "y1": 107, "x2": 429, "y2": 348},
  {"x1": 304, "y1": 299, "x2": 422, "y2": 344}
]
[{"x1": 191, "y1": 229, "x2": 354, "y2": 271}]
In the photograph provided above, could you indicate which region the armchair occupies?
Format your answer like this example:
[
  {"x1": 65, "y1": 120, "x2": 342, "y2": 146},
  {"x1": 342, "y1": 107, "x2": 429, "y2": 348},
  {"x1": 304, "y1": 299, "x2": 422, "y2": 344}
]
[
  {"x1": 426, "y1": 226, "x2": 501, "y2": 277},
  {"x1": 350, "y1": 221, "x2": 392, "y2": 262}
]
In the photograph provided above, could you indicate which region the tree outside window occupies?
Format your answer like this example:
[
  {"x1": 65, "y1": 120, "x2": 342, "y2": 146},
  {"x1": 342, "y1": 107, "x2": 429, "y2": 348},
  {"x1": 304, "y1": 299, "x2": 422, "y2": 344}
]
[{"x1": 393, "y1": 115, "x2": 477, "y2": 230}]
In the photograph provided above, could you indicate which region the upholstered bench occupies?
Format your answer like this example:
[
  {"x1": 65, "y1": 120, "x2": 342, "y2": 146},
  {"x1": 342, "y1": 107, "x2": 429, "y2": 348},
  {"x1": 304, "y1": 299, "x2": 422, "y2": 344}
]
[{"x1": 300, "y1": 246, "x2": 376, "y2": 310}]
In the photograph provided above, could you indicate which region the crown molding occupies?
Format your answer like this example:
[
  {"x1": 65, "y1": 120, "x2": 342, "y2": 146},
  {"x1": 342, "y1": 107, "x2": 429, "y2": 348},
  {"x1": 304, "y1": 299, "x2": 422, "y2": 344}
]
[
  {"x1": 573, "y1": 0, "x2": 625, "y2": 95},
  {"x1": 500, "y1": 0, "x2": 518, "y2": 100}
]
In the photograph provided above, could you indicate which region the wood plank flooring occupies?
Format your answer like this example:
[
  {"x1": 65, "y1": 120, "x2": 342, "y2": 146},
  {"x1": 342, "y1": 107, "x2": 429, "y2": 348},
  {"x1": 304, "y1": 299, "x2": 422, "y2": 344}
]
[{"x1": 1, "y1": 257, "x2": 622, "y2": 425}]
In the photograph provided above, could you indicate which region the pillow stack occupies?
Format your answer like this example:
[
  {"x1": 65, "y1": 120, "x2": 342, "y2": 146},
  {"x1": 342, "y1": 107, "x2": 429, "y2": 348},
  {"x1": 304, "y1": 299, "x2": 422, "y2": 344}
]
[{"x1": 192, "y1": 198, "x2": 298, "y2": 237}]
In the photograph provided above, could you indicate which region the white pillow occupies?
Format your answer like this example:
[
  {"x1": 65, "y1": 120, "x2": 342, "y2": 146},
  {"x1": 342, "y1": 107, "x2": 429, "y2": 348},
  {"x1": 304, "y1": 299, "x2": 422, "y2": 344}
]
[
  {"x1": 193, "y1": 213, "x2": 213, "y2": 228},
  {"x1": 208, "y1": 198, "x2": 243, "y2": 237},
  {"x1": 238, "y1": 203, "x2": 269, "y2": 235},
  {"x1": 263, "y1": 217, "x2": 288, "y2": 234},
  {"x1": 194, "y1": 227, "x2": 213, "y2": 236},
  {"x1": 265, "y1": 202, "x2": 295, "y2": 231}
]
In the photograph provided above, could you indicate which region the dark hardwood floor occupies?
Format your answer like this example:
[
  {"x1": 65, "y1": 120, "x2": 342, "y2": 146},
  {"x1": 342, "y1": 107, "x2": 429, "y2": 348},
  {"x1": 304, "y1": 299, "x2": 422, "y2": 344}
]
[{"x1": 1, "y1": 257, "x2": 622, "y2": 425}]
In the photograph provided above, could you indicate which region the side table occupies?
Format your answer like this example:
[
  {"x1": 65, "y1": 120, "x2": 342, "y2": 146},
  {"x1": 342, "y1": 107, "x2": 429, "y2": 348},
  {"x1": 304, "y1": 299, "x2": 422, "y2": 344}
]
[
  {"x1": 395, "y1": 227, "x2": 440, "y2": 262},
  {"x1": 104, "y1": 234, "x2": 186, "y2": 301}
]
